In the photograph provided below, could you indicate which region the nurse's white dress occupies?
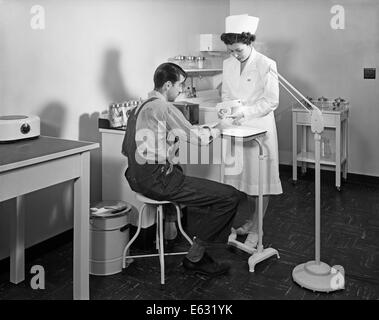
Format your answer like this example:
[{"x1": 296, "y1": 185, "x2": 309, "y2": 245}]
[{"x1": 222, "y1": 47, "x2": 282, "y2": 196}]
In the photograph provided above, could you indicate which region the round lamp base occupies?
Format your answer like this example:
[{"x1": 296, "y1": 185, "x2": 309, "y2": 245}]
[{"x1": 292, "y1": 261, "x2": 345, "y2": 293}]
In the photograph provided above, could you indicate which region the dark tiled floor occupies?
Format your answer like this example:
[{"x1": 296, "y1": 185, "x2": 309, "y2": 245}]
[{"x1": 1, "y1": 168, "x2": 379, "y2": 300}]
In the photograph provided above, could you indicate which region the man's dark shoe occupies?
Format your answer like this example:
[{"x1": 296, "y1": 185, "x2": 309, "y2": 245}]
[{"x1": 182, "y1": 252, "x2": 230, "y2": 277}]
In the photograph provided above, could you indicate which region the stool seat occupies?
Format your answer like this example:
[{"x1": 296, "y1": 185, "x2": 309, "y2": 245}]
[{"x1": 136, "y1": 193, "x2": 171, "y2": 205}]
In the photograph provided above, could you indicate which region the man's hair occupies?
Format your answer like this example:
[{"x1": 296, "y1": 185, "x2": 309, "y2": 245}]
[
  {"x1": 220, "y1": 32, "x2": 256, "y2": 45},
  {"x1": 153, "y1": 62, "x2": 187, "y2": 90}
]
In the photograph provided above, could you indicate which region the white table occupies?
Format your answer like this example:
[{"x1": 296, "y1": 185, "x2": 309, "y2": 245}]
[
  {"x1": 0, "y1": 136, "x2": 98, "y2": 300},
  {"x1": 292, "y1": 107, "x2": 349, "y2": 190},
  {"x1": 220, "y1": 126, "x2": 267, "y2": 182},
  {"x1": 220, "y1": 126, "x2": 280, "y2": 272}
]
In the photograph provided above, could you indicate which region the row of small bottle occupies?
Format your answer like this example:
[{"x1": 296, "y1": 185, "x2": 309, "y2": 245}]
[
  {"x1": 108, "y1": 99, "x2": 142, "y2": 128},
  {"x1": 296, "y1": 97, "x2": 349, "y2": 111},
  {"x1": 169, "y1": 55, "x2": 206, "y2": 69}
]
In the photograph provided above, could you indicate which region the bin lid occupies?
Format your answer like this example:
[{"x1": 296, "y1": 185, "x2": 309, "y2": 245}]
[{"x1": 90, "y1": 200, "x2": 132, "y2": 219}]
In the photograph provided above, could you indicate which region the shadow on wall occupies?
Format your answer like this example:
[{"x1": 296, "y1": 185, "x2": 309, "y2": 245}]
[
  {"x1": 38, "y1": 102, "x2": 66, "y2": 137},
  {"x1": 79, "y1": 112, "x2": 102, "y2": 204},
  {"x1": 101, "y1": 48, "x2": 130, "y2": 103},
  {"x1": 263, "y1": 41, "x2": 297, "y2": 125},
  {"x1": 96, "y1": 48, "x2": 131, "y2": 203},
  {"x1": 266, "y1": 40, "x2": 316, "y2": 101},
  {"x1": 21, "y1": 102, "x2": 73, "y2": 237},
  {"x1": 264, "y1": 40, "x2": 315, "y2": 156}
]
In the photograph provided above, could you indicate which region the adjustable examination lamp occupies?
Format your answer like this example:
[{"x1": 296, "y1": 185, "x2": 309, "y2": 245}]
[{"x1": 269, "y1": 68, "x2": 345, "y2": 292}]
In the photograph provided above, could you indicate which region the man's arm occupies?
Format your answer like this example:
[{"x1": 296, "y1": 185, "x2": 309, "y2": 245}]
[{"x1": 166, "y1": 104, "x2": 220, "y2": 145}]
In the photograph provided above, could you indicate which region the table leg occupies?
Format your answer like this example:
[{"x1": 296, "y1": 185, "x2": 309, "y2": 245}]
[
  {"x1": 220, "y1": 137, "x2": 227, "y2": 183},
  {"x1": 301, "y1": 126, "x2": 307, "y2": 175},
  {"x1": 73, "y1": 151, "x2": 90, "y2": 300},
  {"x1": 292, "y1": 113, "x2": 297, "y2": 182},
  {"x1": 343, "y1": 119, "x2": 348, "y2": 180},
  {"x1": 9, "y1": 196, "x2": 25, "y2": 284},
  {"x1": 257, "y1": 139, "x2": 264, "y2": 253},
  {"x1": 336, "y1": 119, "x2": 341, "y2": 189}
]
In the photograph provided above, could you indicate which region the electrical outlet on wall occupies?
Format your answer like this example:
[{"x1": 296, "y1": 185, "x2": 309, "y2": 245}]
[{"x1": 364, "y1": 68, "x2": 376, "y2": 79}]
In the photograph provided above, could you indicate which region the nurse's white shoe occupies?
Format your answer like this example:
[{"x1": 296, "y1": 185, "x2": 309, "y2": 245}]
[
  {"x1": 235, "y1": 220, "x2": 254, "y2": 235},
  {"x1": 228, "y1": 228, "x2": 256, "y2": 255},
  {"x1": 244, "y1": 232, "x2": 259, "y2": 250}
]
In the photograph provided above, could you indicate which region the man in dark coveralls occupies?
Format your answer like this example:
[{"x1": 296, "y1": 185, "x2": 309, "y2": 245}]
[{"x1": 122, "y1": 62, "x2": 245, "y2": 277}]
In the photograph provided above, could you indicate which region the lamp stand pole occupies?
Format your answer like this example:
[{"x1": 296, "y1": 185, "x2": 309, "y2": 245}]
[{"x1": 291, "y1": 114, "x2": 345, "y2": 292}]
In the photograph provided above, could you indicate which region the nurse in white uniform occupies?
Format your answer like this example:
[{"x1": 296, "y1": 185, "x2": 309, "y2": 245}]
[{"x1": 220, "y1": 14, "x2": 282, "y2": 249}]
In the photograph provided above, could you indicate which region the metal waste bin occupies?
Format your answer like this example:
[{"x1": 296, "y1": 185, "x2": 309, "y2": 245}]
[{"x1": 89, "y1": 200, "x2": 132, "y2": 276}]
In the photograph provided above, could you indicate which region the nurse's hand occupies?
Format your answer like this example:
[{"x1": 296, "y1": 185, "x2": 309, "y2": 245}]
[
  {"x1": 214, "y1": 118, "x2": 232, "y2": 131},
  {"x1": 226, "y1": 111, "x2": 244, "y2": 125},
  {"x1": 217, "y1": 108, "x2": 231, "y2": 119}
]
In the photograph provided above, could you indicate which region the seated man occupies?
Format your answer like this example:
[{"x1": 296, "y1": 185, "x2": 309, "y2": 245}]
[{"x1": 122, "y1": 62, "x2": 245, "y2": 277}]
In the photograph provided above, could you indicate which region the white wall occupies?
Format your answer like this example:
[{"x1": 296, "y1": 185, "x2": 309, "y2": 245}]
[
  {"x1": 230, "y1": 0, "x2": 379, "y2": 176},
  {"x1": 0, "y1": 0, "x2": 229, "y2": 260}
]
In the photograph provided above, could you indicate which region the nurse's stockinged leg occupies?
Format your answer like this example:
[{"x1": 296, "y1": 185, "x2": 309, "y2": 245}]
[
  {"x1": 235, "y1": 195, "x2": 269, "y2": 235},
  {"x1": 243, "y1": 195, "x2": 270, "y2": 249}
]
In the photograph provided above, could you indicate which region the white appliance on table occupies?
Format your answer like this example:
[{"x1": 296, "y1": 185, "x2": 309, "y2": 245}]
[{"x1": 0, "y1": 115, "x2": 40, "y2": 142}]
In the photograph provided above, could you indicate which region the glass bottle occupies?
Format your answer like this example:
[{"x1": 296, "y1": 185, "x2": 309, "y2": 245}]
[
  {"x1": 186, "y1": 56, "x2": 196, "y2": 69},
  {"x1": 321, "y1": 136, "x2": 331, "y2": 158},
  {"x1": 196, "y1": 56, "x2": 205, "y2": 69}
]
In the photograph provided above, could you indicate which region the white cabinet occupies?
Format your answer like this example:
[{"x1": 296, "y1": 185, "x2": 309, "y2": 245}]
[{"x1": 199, "y1": 34, "x2": 225, "y2": 52}]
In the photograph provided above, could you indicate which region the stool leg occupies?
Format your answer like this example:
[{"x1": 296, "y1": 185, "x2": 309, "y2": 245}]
[
  {"x1": 158, "y1": 205, "x2": 165, "y2": 286},
  {"x1": 175, "y1": 205, "x2": 193, "y2": 246},
  {"x1": 155, "y1": 207, "x2": 159, "y2": 251},
  {"x1": 122, "y1": 204, "x2": 146, "y2": 269}
]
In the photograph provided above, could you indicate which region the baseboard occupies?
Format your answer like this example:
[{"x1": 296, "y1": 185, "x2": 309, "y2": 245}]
[
  {"x1": 0, "y1": 229, "x2": 74, "y2": 274},
  {"x1": 279, "y1": 164, "x2": 379, "y2": 186}
]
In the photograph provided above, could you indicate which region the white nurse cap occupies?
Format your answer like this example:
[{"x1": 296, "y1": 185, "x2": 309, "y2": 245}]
[{"x1": 225, "y1": 14, "x2": 260, "y2": 34}]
